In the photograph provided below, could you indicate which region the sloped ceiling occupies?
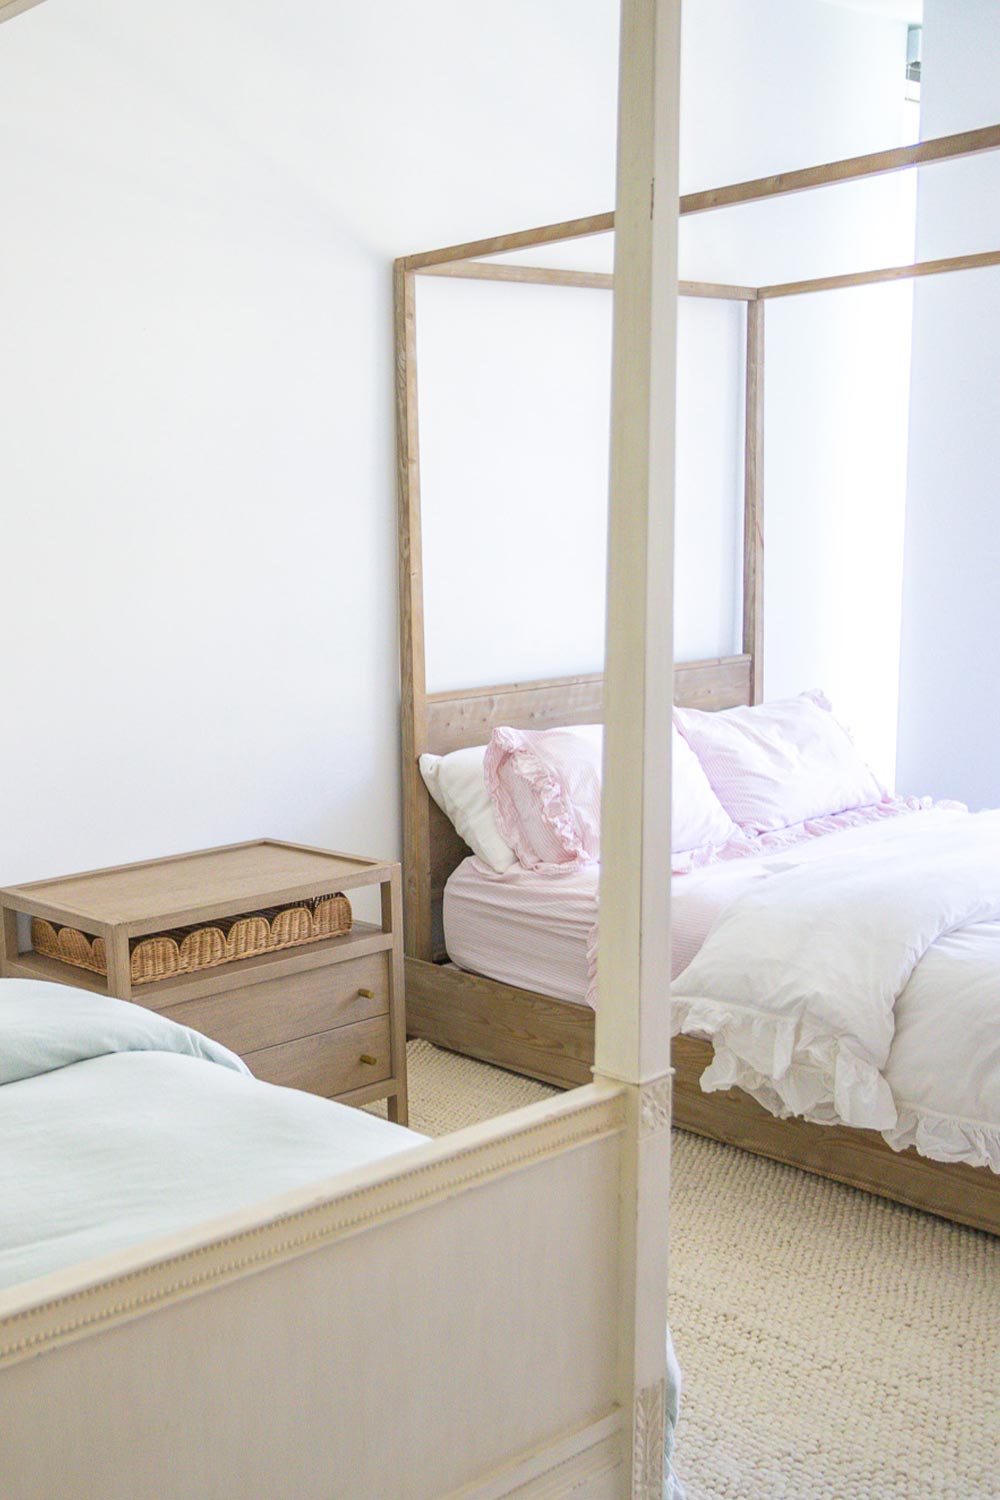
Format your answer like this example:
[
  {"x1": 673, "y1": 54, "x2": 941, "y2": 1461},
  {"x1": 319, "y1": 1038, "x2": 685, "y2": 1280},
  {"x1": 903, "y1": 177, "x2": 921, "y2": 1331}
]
[{"x1": 821, "y1": 0, "x2": 922, "y2": 22}]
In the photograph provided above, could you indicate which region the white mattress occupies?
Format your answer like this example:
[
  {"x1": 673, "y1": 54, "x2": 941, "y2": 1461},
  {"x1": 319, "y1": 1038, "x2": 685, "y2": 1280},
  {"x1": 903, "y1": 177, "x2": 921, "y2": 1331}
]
[
  {"x1": 443, "y1": 850, "x2": 785, "y2": 1005},
  {"x1": 444, "y1": 859, "x2": 597, "y2": 1004},
  {"x1": 443, "y1": 816, "x2": 930, "y2": 1007}
]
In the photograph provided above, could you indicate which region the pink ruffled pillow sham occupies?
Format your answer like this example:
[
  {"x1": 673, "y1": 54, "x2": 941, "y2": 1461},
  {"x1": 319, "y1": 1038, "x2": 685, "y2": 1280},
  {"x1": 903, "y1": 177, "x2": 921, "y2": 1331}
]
[
  {"x1": 485, "y1": 725, "x2": 603, "y2": 871},
  {"x1": 673, "y1": 690, "x2": 886, "y2": 835},
  {"x1": 484, "y1": 723, "x2": 737, "y2": 871}
]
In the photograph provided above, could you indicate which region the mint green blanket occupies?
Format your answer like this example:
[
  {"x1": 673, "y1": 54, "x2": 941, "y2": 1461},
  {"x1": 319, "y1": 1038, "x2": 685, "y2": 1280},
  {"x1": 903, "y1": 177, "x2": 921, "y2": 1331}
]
[{"x1": 0, "y1": 978, "x2": 425, "y2": 1291}]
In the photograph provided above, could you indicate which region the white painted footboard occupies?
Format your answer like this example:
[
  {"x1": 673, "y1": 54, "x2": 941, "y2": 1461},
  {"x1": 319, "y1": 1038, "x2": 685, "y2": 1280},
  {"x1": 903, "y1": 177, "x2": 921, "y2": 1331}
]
[{"x1": 0, "y1": 1084, "x2": 630, "y2": 1500}]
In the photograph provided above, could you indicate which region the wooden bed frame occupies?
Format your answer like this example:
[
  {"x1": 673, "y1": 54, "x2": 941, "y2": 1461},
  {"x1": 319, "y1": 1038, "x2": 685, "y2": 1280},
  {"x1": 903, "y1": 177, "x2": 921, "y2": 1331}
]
[
  {"x1": 402, "y1": 665, "x2": 1000, "y2": 1238},
  {"x1": 397, "y1": 119, "x2": 1000, "y2": 1238}
]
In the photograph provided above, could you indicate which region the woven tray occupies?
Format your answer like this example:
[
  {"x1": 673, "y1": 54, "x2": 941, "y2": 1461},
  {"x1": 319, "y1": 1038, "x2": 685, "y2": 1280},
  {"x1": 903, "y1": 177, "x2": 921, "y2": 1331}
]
[{"x1": 31, "y1": 892, "x2": 352, "y2": 986}]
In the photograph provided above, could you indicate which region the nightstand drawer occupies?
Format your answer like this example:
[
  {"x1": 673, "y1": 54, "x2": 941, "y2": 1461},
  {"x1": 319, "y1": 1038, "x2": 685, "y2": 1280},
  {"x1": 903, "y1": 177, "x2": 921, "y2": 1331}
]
[
  {"x1": 244, "y1": 1015, "x2": 393, "y2": 1098},
  {"x1": 157, "y1": 953, "x2": 390, "y2": 1056}
]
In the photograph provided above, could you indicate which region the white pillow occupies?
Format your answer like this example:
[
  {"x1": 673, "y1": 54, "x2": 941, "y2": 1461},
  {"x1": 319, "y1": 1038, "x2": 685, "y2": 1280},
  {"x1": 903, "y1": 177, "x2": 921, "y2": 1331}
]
[
  {"x1": 421, "y1": 722, "x2": 739, "y2": 876},
  {"x1": 419, "y1": 747, "x2": 517, "y2": 874},
  {"x1": 671, "y1": 726, "x2": 738, "y2": 853},
  {"x1": 674, "y1": 690, "x2": 886, "y2": 834}
]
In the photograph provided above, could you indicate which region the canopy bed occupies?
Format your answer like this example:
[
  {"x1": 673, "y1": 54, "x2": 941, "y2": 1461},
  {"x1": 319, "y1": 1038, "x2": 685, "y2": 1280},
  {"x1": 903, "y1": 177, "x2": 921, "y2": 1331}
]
[
  {"x1": 398, "y1": 122, "x2": 1000, "y2": 1237},
  {"x1": 0, "y1": 3, "x2": 680, "y2": 1495}
]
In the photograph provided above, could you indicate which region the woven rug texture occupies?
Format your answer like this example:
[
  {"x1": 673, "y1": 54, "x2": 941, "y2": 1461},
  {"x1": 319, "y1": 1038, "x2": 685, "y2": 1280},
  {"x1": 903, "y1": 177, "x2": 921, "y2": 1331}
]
[{"x1": 375, "y1": 1040, "x2": 1000, "y2": 1500}]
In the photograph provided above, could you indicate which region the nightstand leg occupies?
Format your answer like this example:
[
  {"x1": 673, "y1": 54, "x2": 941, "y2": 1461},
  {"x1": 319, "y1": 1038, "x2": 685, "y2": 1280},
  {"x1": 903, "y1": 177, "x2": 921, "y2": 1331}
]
[
  {"x1": 105, "y1": 930, "x2": 132, "y2": 1000},
  {"x1": 1, "y1": 905, "x2": 19, "y2": 974}
]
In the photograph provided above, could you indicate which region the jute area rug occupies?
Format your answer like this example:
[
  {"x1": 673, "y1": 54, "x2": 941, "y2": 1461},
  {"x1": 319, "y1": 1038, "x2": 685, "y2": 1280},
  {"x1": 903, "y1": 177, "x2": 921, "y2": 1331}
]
[{"x1": 375, "y1": 1040, "x2": 1000, "y2": 1500}]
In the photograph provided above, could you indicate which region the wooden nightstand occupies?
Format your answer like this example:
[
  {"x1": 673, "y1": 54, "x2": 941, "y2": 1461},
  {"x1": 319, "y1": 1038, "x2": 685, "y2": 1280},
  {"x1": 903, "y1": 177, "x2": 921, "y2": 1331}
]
[{"x1": 0, "y1": 839, "x2": 408, "y2": 1125}]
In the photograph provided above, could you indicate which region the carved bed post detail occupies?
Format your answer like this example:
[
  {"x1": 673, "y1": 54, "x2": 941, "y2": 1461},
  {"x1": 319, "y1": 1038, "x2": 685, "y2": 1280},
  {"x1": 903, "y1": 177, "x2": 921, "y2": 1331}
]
[
  {"x1": 632, "y1": 1379, "x2": 669, "y2": 1500},
  {"x1": 596, "y1": 0, "x2": 680, "y2": 1491}
]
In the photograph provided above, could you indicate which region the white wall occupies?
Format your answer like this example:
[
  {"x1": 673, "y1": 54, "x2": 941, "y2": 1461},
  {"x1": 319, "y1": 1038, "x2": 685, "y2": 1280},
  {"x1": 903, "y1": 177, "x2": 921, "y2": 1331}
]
[
  {"x1": 417, "y1": 275, "x2": 747, "y2": 691},
  {"x1": 419, "y1": 0, "x2": 916, "y2": 781},
  {"x1": 0, "y1": 0, "x2": 917, "y2": 890},
  {"x1": 684, "y1": 0, "x2": 916, "y2": 782},
  {"x1": 0, "y1": 0, "x2": 620, "y2": 886},
  {"x1": 896, "y1": 0, "x2": 1000, "y2": 808},
  {"x1": 417, "y1": 276, "x2": 614, "y2": 692}
]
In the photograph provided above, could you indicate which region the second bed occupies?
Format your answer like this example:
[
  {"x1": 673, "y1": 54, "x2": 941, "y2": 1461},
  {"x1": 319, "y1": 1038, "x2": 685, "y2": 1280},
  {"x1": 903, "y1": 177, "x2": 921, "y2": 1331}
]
[{"x1": 417, "y1": 728, "x2": 1000, "y2": 1236}]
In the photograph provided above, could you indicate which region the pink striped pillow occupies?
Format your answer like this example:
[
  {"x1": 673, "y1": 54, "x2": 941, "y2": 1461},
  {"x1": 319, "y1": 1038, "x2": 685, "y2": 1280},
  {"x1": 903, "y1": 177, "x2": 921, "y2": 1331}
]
[
  {"x1": 485, "y1": 723, "x2": 738, "y2": 870},
  {"x1": 485, "y1": 725, "x2": 603, "y2": 871},
  {"x1": 674, "y1": 690, "x2": 886, "y2": 834}
]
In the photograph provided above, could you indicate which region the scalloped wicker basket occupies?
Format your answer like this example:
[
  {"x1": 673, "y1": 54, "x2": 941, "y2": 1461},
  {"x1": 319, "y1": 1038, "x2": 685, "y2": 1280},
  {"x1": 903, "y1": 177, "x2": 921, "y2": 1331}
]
[{"x1": 31, "y1": 892, "x2": 352, "y2": 986}]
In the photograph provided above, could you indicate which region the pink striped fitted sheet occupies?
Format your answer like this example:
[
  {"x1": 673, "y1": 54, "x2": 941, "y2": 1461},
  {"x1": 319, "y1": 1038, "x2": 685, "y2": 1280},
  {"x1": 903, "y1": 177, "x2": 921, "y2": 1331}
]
[
  {"x1": 443, "y1": 853, "x2": 778, "y2": 1007},
  {"x1": 442, "y1": 799, "x2": 942, "y2": 1008}
]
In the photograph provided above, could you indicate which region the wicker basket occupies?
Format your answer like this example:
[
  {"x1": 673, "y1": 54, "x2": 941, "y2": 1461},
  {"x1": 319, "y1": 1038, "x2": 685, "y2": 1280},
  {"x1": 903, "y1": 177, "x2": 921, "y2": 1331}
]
[{"x1": 31, "y1": 892, "x2": 352, "y2": 986}]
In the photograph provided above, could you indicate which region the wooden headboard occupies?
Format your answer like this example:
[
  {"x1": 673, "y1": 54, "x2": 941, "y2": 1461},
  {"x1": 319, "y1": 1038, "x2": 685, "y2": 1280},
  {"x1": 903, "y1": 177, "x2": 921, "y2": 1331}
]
[
  {"x1": 409, "y1": 655, "x2": 752, "y2": 962},
  {"x1": 395, "y1": 256, "x2": 763, "y2": 962}
]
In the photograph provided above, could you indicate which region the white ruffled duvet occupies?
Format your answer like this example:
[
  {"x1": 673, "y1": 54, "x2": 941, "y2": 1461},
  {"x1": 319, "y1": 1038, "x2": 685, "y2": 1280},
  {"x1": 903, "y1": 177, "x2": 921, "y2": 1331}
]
[{"x1": 672, "y1": 807, "x2": 1000, "y2": 1172}]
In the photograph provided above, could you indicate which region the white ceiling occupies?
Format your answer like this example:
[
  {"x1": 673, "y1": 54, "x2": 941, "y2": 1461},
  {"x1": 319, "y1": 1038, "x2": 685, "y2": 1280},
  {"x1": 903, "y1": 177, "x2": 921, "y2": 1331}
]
[{"x1": 820, "y1": 0, "x2": 922, "y2": 22}]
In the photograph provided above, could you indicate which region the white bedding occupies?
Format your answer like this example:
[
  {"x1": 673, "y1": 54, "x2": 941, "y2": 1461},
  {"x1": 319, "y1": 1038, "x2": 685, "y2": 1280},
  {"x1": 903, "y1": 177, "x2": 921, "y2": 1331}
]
[
  {"x1": 443, "y1": 824, "x2": 912, "y2": 1004},
  {"x1": 673, "y1": 807, "x2": 1000, "y2": 1170},
  {"x1": 447, "y1": 806, "x2": 1000, "y2": 1173}
]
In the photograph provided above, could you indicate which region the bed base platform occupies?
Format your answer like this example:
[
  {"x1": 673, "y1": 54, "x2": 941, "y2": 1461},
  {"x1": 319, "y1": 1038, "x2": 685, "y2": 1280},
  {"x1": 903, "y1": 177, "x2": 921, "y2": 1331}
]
[
  {"x1": 408, "y1": 967, "x2": 1000, "y2": 1236},
  {"x1": 406, "y1": 955, "x2": 596, "y2": 1089},
  {"x1": 672, "y1": 1035, "x2": 1000, "y2": 1238}
]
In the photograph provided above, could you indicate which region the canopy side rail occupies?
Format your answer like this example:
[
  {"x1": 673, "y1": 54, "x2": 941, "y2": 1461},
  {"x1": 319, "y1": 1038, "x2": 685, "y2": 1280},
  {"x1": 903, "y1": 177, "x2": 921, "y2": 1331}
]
[
  {"x1": 680, "y1": 122, "x2": 1000, "y2": 217},
  {"x1": 758, "y1": 246, "x2": 1000, "y2": 301},
  {"x1": 400, "y1": 123, "x2": 1000, "y2": 275},
  {"x1": 418, "y1": 262, "x2": 614, "y2": 291},
  {"x1": 416, "y1": 260, "x2": 756, "y2": 301},
  {"x1": 415, "y1": 247, "x2": 1000, "y2": 301},
  {"x1": 402, "y1": 213, "x2": 615, "y2": 273}
]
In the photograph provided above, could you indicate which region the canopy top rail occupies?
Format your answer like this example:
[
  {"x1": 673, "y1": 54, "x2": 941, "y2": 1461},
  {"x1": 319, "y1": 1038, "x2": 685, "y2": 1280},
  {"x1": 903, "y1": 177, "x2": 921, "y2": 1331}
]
[
  {"x1": 417, "y1": 245, "x2": 1000, "y2": 303},
  {"x1": 417, "y1": 260, "x2": 756, "y2": 302},
  {"x1": 681, "y1": 122, "x2": 1000, "y2": 218},
  {"x1": 400, "y1": 122, "x2": 1000, "y2": 276}
]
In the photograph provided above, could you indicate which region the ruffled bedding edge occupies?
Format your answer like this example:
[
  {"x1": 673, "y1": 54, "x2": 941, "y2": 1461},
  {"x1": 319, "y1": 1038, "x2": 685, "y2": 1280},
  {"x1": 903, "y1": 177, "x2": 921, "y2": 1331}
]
[
  {"x1": 670, "y1": 996, "x2": 898, "y2": 1131},
  {"x1": 882, "y1": 1105, "x2": 1000, "y2": 1174},
  {"x1": 585, "y1": 795, "x2": 1000, "y2": 1175},
  {"x1": 673, "y1": 1000, "x2": 1000, "y2": 1174}
]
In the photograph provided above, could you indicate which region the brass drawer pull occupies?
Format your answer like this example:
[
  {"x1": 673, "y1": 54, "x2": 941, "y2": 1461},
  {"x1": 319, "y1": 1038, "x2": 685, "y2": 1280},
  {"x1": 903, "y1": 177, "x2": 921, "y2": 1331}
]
[
  {"x1": 360, "y1": 1053, "x2": 378, "y2": 1066},
  {"x1": 358, "y1": 987, "x2": 375, "y2": 999}
]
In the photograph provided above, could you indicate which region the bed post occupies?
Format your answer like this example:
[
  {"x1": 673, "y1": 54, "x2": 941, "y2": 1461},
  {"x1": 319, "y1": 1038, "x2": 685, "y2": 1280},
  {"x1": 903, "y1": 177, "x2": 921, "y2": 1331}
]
[
  {"x1": 596, "y1": 0, "x2": 680, "y2": 1492},
  {"x1": 743, "y1": 297, "x2": 765, "y2": 704},
  {"x1": 395, "y1": 263, "x2": 434, "y2": 963}
]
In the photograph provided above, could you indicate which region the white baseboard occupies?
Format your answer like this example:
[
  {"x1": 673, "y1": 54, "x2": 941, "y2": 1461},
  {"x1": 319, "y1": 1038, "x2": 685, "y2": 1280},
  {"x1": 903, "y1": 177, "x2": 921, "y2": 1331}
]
[{"x1": 444, "y1": 1411, "x2": 623, "y2": 1500}]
